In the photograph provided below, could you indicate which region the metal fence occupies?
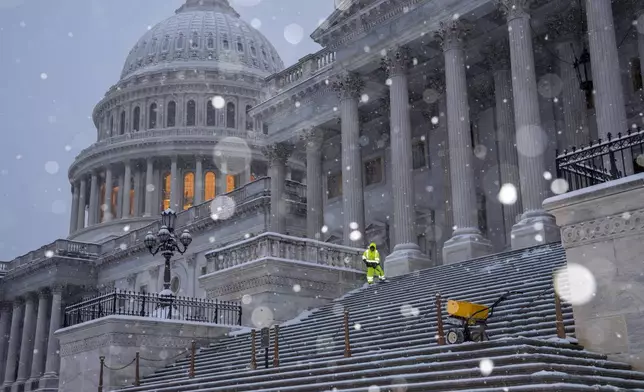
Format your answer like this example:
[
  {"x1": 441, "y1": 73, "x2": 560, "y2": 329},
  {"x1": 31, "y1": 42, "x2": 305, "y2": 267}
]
[
  {"x1": 63, "y1": 290, "x2": 242, "y2": 327},
  {"x1": 555, "y1": 129, "x2": 644, "y2": 192}
]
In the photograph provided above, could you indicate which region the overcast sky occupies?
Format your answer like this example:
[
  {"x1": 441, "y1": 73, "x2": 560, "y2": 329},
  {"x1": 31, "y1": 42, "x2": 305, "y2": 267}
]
[{"x1": 0, "y1": 0, "x2": 335, "y2": 260}]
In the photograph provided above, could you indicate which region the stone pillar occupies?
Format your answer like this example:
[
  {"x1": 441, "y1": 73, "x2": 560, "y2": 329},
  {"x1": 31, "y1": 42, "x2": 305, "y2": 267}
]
[
  {"x1": 76, "y1": 178, "x2": 87, "y2": 231},
  {"x1": 15, "y1": 293, "x2": 38, "y2": 387},
  {"x1": 116, "y1": 174, "x2": 124, "y2": 220},
  {"x1": 170, "y1": 157, "x2": 179, "y2": 211},
  {"x1": 436, "y1": 20, "x2": 492, "y2": 263},
  {"x1": 332, "y1": 72, "x2": 367, "y2": 248},
  {"x1": 88, "y1": 172, "x2": 99, "y2": 225},
  {"x1": 216, "y1": 164, "x2": 227, "y2": 195},
  {"x1": 69, "y1": 183, "x2": 79, "y2": 235},
  {"x1": 27, "y1": 290, "x2": 50, "y2": 385},
  {"x1": 585, "y1": 0, "x2": 627, "y2": 139},
  {"x1": 144, "y1": 159, "x2": 154, "y2": 217},
  {"x1": 265, "y1": 143, "x2": 294, "y2": 233},
  {"x1": 152, "y1": 167, "x2": 160, "y2": 215},
  {"x1": 103, "y1": 166, "x2": 114, "y2": 222},
  {"x1": 41, "y1": 286, "x2": 63, "y2": 388},
  {"x1": 381, "y1": 47, "x2": 431, "y2": 275},
  {"x1": 0, "y1": 303, "x2": 13, "y2": 382},
  {"x1": 499, "y1": 0, "x2": 560, "y2": 249},
  {"x1": 133, "y1": 168, "x2": 142, "y2": 216},
  {"x1": 195, "y1": 158, "x2": 204, "y2": 205},
  {"x1": 303, "y1": 129, "x2": 324, "y2": 240},
  {"x1": 3, "y1": 299, "x2": 24, "y2": 387},
  {"x1": 484, "y1": 39, "x2": 524, "y2": 243},
  {"x1": 122, "y1": 161, "x2": 132, "y2": 219}
]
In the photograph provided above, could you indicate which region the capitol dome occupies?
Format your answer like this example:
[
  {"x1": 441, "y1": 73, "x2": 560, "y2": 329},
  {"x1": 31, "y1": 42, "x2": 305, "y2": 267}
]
[{"x1": 120, "y1": 0, "x2": 285, "y2": 80}]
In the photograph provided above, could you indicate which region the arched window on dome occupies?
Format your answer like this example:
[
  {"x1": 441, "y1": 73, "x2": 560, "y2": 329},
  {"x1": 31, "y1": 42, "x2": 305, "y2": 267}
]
[
  {"x1": 162, "y1": 35, "x2": 170, "y2": 52},
  {"x1": 167, "y1": 101, "x2": 176, "y2": 127},
  {"x1": 250, "y1": 42, "x2": 257, "y2": 57},
  {"x1": 245, "y1": 105, "x2": 253, "y2": 130},
  {"x1": 222, "y1": 35, "x2": 229, "y2": 50},
  {"x1": 132, "y1": 106, "x2": 140, "y2": 132},
  {"x1": 149, "y1": 38, "x2": 157, "y2": 55},
  {"x1": 236, "y1": 38, "x2": 244, "y2": 52},
  {"x1": 226, "y1": 102, "x2": 236, "y2": 128},
  {"x1": 120, "y1": 111, "x2": 125, "y2": 135},
  {"x1": 204, "y1": 171, "x2": 216, "y2": 201},
  {"x1": 109, "y1": 115, "x2": 114, "y2": 137},
  {"x1": 183, "y1": 172, "x2": 195, "y2": 210},
  {"x1": 207, "y1": 33, "x2": 215, "y2": 50},
  {"x1": 176, "y1": 33, "x2": 185, "y2": 50},
  {"x1": 191, "y1": 31, "x2": 199, "y2": 49},
  {"x1": 261, "y1": 48, "x2": 267, "y2": 59},
  {"x1": 206, "y1": 100, "x2": 216, "y2": 126},
  {"x1": 162, "y1": 173, "x2": 171, "y2": 211},
  {"x1": 149, "y1": 103, "x2": 157, "y2": 129},
  {"x1": 262, "y1": 123, "x2": 268, "y2": 135},
  {"x1": 186, "y1": 100, "x2": 196, "y2": 126}
]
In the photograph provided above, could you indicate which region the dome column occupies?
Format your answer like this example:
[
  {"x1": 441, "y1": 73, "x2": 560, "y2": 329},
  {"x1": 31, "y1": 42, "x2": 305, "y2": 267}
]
[
  {"x1": 195, "y1": 158, "x2": 204, "y2": 205},
  {"x1": 103, "y1": 166, "x2": 114, "y2": 222},
  {"x1": 122, "y1": 161, "x2": 132, "y2": 219},
  {"x1": 88, "y1": 171, "x2": 99, "y2": 225},
  {"x1": 170, "y1": 157, "x2": 179, "y2": 211},
  {"x1": 133, "y1": 165, "x2": 143, "y2": 216},
  {"x1": 76, "y1": 177, "x2": 87, "y2": 230},
  {"x1": 69, "y1": 182, "x2": 80, "y2": 234},
  {"x1": 144, "y1": 159, "x2": 154, "y2": 217}
]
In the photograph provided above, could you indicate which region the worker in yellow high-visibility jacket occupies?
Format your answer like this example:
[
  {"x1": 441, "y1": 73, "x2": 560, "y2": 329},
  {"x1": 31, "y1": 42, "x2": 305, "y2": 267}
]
[{"x1": 362, "y1": 242, "x2": 386, "y2": 284}]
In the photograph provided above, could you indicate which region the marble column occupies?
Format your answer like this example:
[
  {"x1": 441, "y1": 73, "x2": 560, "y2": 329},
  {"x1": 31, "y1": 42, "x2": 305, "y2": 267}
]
[
  {"x1": 0, "y1": 303, "x2": 13, "y2": 382},
  {"x1": 585, "y1": 0, "x2": 627, "y2": 139},
  {"x1": 3, "y1": 299, "x2": 24, "y2": 387},
  {"x1": 381, "y1": 47, "x2": 431, "y2": 274},
  {"x1": 27, "y1": 290, "x2": 50, "y2": 385},
  {"x1": 69, "y1": 183, "x2": 79, "y2": 235},
  {"x1": 41, "y1": 286, "x2": 63, "y2": 388},
  {"x1": 144, "y1": 159, "x2": 154, "y2": 217},
  {"x1": 265, "y1": 143, "x2": 294, "y2": 233},
  {"x1": 122, "y1": 161, "x2": 132, "y2": 219},
  {"x1": 152, "y1": 167, "x2": 160, "y2": 215},
  {"x1": 76, "y1": 178, "x2": 87, "y2": 231},
  {"x1": 332, "y1": 72, "x2": 367, "y2": 248},
  {"x1": 133, "y1": 168, "x2": 142, "y2": 216},
  {"x1": 499, "y1": 0, "x2": 560, "y2": 249},
  {"x1": 103, "y1": 166, "x2": 113, "y2": 222},
  {"x1": 436, "y1": 20, "x2": 492, "y2": 263},
  {"x1": 303, "y1": 129, "x2": 325, "y2": 240},
  {"x1": 88, "y1": 172, "x2": 99, "y2": 225},
  {"x1": 216, "y1": 163, "x2": 228, "y2": 195},
  {"x1": 170, "y1": 157, "x2": 179, "y2": 211},
  {"x1": 483, "y1": 39, "x2": 524, "y2": 243},
  {"x1": 195, "y1": 158, "x2": 204, "y2": 205},
  {"x1": 15, "y1": 293, "x2": 38, "y2": 387},
  {"x1": 116, "y1": 174, "x2": 124, "y2": 219}
]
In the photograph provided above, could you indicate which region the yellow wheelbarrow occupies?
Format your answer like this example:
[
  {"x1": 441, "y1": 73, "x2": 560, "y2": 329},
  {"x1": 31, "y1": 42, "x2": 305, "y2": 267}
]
[{"x1": 444, "y1": 291, "x2": 515, "y2": 344}]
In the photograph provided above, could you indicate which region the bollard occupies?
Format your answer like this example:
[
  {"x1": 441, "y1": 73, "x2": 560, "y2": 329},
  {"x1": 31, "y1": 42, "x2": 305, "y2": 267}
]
[
  {"x1": 189, "y1": 340, "x2": 196, "y2": 378},
  {"x1": 135, "y1": 352, "x2": 140, "y2": 386},
  {"x1": 554, "y1": 292, "x2": 566, "y2": 339},
  {"x1": 98, "y1": 356, "x2": 105, "y2": 392},
  {"x1": 273, "y1": 325, "x2": 280, "y2": 368},
  {"x1": 435, "y1": 293, "x2": 446, "y2": 346},
  {"x1": 343, "y1": 309, "x2": 352, "y2": 358},
  {"x1": 250, "y1": 329, "x2": 257, "y2": 370}
]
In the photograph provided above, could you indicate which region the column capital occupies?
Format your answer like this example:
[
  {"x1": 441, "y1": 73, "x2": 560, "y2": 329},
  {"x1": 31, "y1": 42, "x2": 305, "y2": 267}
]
[
  {"x1": 545, "y1": 4, "x2": 584, "y2": 42},
  {"x1": 332, "y1": 72, "x2": 365, "y2": 101},
  {"x1": 38, "y1": 288, "x2": 51, "y2": 299},
  {"x1": 0, "y1": 301, "x2": 13, "y2": 312},
  {"x1": 435, "y1": 19, "x2": 472, "y2": 52},
  {"x1": 51, "y1": 284, "x2": 66, "y2": 294},
  {"x1": 12, "y1": 297, "x2": 24, "y2": 308},
  {"x1": 482, "y1": 38, "x2": 511, "y2": 71},
  {"x1": 380, "y1": 46, "x2": 413, "y2": 78},
  {"x1": 263, "y1": 143, "x2": 295, "y2": 165},
  {"x1": 496, "y1": 0, "x2": 533, "y2": 20},
  {"x1": 24, "y1": 292, "x2": 38, "y2": 302},
  {"x1": 299, "y1": 128, "x2": 325, "y2": 149}
]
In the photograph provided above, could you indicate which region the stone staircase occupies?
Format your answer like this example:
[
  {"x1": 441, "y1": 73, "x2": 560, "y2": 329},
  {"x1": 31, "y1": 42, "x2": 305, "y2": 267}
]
[{"x1": 116, "y1": 244, "x2": 644, "y2": 391}]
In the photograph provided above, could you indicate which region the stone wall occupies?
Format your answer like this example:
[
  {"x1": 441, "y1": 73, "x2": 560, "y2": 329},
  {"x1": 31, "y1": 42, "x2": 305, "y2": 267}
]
[{"x1": 544, "y1": 173, "x2": 644, "y2": 371}]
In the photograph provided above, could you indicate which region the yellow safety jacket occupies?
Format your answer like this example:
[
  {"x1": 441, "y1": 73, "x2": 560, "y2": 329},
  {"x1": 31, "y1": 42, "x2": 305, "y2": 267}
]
[{"x1": 363, "y1": 242, "x2": 380, "y2": 264}]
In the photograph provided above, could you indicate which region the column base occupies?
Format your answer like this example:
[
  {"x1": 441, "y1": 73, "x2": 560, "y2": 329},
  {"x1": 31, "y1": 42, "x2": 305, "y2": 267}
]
[
  {"x1": 35, "y1": 374, "x2": 58, "y2": 392},
  {"x1": 442, "y1": 229, "x2": 493, "y2": 264},
  {"x1": 24, "y1": 377, "x2": 40, "y2": 392},
  {"x1": 10, "y1": 380, "x2": 25, "y2": 392},
  {"x1": 384, "y1": 243, "x2": 431, "y2": 277},
  {"x1": 510, "y1": 210, "x2": 560, "y2": 250}
]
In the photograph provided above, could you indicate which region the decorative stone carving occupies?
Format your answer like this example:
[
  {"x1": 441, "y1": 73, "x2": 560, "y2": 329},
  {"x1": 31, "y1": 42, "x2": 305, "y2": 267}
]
[
  {"x1": 545, "y1": 3, "x2": 584, "y2": 41},
  {"x1": 298, "y1": 128, "x2": 325, "y2": 148},
  {"x1": 482, "y1": 39, "x2": 511, "y2": 70},
  {"x1": 332, "y1": 72, "x2": 365, "y2": 100},
  {"x1": 207, "y1": 275, "x2": 333, "y2": 297},
  {"x1": 380, "y1": 46, "x2": 413, "y2": 78},
  {"x1": 560, "y1": 208, "x2": 644, "y2": 248},
  {"x1": 262, "y1": 143, "x2": 295, "y2": 165},
  {"x1": 38, "y1": 288, "x2": 51, "y2": 299},
  {"x1": 496, "y1": 0, "x2": 532, "y2": 20},
  {"x1": 435, "y1": 20, "x2": 472, "y2": 52},
  {"x1": 12, "y1": 298, "x2": 24, "y2": 309}
]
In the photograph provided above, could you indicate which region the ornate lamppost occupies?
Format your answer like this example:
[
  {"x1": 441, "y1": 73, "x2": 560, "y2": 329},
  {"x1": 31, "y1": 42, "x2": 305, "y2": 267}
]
[
  {"x1": 144, "y1": 209, "x2": 193, "y2": 296},
  {"x1": 571, "y1": 0, "x2": 593, "y2": 108}
]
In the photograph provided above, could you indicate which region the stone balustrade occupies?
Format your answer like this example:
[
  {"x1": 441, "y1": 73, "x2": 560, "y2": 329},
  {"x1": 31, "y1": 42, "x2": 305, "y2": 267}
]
[
  {"x1": 284, "y1": 180, "x2": 306, "y2": 203},
  {"x1": 7, "y1": 240, "x2": 101, "y2": 272},
  {"x1": 205, "y1": 232, "x2": 363, "y2": 272},
  {"x1": 266, "y1": 48, "x2": 336, "y2": 94}
]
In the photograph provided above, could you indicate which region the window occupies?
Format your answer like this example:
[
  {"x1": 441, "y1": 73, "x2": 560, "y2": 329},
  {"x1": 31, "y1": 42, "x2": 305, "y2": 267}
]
[
  {"x1": 226, "y1": 174, "x2": 236, "y2": 192},
  {"x1": 632, "y1": 58, "x2": 643, "y2": 91},
  {"x1": 206, "y1": 100, "x2": 216, "y2": 126},
  {"x1": 236, "y1": 38, "x2": 244, "y2": 52},
  {"x1": 250, "y1": 43, "x2": 257, "y2": 57},
  {"x1": 162, "y1": 35, "x2": 170, "y2": 51},
  {"x1": 191, "y1": 31, "x2": 199, "y2": 48},
  {"x1": 327, "y1": 172, "x2": 342, "y2": 199},
  {"x1": 204, "y1": 171, "x2": 216, "y2": 201},
  {"x1": 149, "y1": 38, "x2": 157, "y2": 55},
  {"x1": 200, "y1": 266, "x2": 207, "y2": 276},
  {"x1": 207, "y1": 33, "x2": 214, "y2": 49},
  {"x1": 412, "y1": 139, "x2": 427, "y2": 169},
  {"x1": 170, "y1": 276, "x2": 180, "y2": 294},
  {"x1": 186, "y1": 100, "x2": 196, "y2": 126},
  {"x1": 162, "y1": 173, "x2": 171, "y2": 210},
  {"x1": 226, "y1": 102, "x2": 236, "y2": 128},
  {"x1": 148, "y1": 103, "x2": 157, "y2": 129},
  {"x1": 183, "y1": 172, "x2": 195, "y2": 210},
  {"x1": 176, "y1": 33, "x2": 184, "y2": 50},
  {"x1": 109, "y1": 115, "x2": 114, "y2": 137},
  {"x1": 245, "y1": 105, "x2": 253, "y2": 130},
  {"x1": 262, "y1": 123, "x2": 268, "y2": 135},
  {"x1": 364, "y1": 157, "x2": 383, "y2": 186},
  {"x1": 129, "y1": 186, "x2": 135, "y2": 216},
  {"x1": 119, "y1": 111, "x2": 126, "y2": 135},
  {"x1": 167, "y1": 101, "x2": 176, "y2": 127},
  {"x1": 132, "y1": 106, "x2": 140, "y2": 132},
  {"x1": 222, "y1": 35, "x2": 229, "y2": 50},
  {"x1": 261, "y1": 48, "x2": 267, "y2": 59}
]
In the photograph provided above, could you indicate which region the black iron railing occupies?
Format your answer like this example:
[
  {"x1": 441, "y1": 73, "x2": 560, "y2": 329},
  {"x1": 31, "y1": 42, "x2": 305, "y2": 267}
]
[
  {"x1": 63, "y1": 290, "x2": 242, "y2": 328},
  {"x1": 555, "y1": 129, "x2": 644, "y2": 192}
]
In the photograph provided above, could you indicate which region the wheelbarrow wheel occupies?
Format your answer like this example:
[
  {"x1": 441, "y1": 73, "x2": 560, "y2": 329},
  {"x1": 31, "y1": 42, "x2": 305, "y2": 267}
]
[{"x1": 446, "y1": 328, "x2": 464, "y2": 344}]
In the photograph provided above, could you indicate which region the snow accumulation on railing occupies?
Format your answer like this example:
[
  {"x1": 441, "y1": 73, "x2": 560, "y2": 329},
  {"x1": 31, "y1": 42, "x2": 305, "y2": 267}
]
[
  {"x1": 266, "y1": 48, "x2": 336, "y2": 93},
  {"x1": 7, "y1": 239, "x2": 101, "y2": 272}
]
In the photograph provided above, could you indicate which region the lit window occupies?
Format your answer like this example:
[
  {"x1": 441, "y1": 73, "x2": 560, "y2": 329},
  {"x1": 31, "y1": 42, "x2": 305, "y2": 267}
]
[
  {"x1": 132, "y1": 107, "x2": 140, "y2": 132},
  {"x1": 206, "y1": 100, "x2": 216, "y2": 126},
  {"x1": 183, "y1": 172, "x2": 195, "y2": 210},
  {"x1": 412, "y1": 140, "x2": 427, "y2": 169},
  {"x1": 327, "y1": 172, "x2": 342, "y2": 199},
  {"x1": 186, "y1": 100, "x2": 196, "y2": 126},
  {"x1": 364, "y1": 157, "x2": 383, "y2": 186},
  {"x1": 119, "y1": 111, "x2": 126, "y2": 135},
  {"x1": 245, "y1": 105, "x2": 253, "y2": 130},
  {"x1": 129, "y1": 186, "x2": 134, "y2": 216},
  {"x1": 148, "y1": 103, "x2": 157, "y2": 129},
  {"x1": 162, "y1": 173, "x2": 171, "y2": 210},
  {"x1": 226, "y1": 102, "x2": 236, "y2": 128},
  {"x1": 167, "y1": 101, "x2": 176, "y2": 127},
  {"x1": 204, "y1": 171, "x2": 216, "y2": 201},
  {"x1": 226, "y1": 175, "x2": 236, "y2": 192}
]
